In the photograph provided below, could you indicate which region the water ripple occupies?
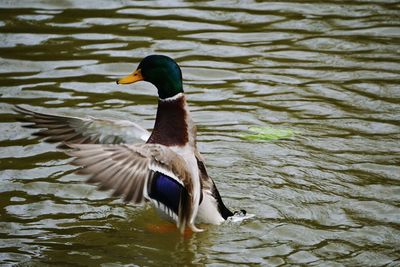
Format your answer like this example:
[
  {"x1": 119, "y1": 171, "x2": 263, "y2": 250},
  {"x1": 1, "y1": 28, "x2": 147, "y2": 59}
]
[{"x1": 1, "y1": 0, "x2": 399, "y2": 266}]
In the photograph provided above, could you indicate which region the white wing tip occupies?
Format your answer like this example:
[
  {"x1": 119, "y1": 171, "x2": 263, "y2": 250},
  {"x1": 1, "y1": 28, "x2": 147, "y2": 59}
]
[{"x1": 189, "y1": 224, "x2": 204, "y2": 233}]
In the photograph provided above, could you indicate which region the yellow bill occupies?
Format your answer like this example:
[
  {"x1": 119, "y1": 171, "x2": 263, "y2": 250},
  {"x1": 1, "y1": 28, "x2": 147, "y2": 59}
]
[{"x1": 116, "y1": 69, "x2": 143, "y2": 84}]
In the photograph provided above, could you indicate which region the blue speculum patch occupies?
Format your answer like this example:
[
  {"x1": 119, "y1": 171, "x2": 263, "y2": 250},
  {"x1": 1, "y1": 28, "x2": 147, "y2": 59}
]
[{"x1": 149, "y1": 172, "x2": 184, "y2": 214}]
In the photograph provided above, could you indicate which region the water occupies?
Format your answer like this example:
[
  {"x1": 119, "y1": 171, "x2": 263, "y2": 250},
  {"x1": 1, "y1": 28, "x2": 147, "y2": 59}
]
[{"x1": 1, "y1": 0, "x2": 400, "y2": 265}]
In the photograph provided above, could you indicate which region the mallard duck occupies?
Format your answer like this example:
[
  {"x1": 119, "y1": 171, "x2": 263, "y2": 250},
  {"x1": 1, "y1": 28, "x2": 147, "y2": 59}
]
[{"x1": 15, "y1": 55, "x2": 245, "y2": 233}]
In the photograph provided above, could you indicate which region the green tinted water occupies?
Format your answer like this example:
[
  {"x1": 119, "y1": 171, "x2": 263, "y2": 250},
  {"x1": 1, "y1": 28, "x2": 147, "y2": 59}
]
[{"x1": 1, "y1": 1, "x2": 400, "y2": 266}]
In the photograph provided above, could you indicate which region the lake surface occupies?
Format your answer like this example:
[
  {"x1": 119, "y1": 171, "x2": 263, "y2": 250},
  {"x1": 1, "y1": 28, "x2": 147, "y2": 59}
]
[{"x1": 1, "y1": 0, "x2": 400, "y2": 266}]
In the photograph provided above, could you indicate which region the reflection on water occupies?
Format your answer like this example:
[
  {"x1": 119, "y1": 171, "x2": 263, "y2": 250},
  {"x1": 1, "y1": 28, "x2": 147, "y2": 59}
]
[{"x1": 1, "y1": 0, "x2": 400, "y2": 265}]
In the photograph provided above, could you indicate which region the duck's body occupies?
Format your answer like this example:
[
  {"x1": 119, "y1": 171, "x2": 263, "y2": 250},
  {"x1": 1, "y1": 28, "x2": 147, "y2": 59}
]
[{"x1": 15, "y1": 55, "x2": 238, "y2": 233}]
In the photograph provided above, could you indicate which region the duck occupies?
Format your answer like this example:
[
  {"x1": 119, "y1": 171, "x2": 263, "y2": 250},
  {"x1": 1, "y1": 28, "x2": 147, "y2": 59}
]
[{"x1": 15, "y1": 55, "x2": 245, "y2": 233}]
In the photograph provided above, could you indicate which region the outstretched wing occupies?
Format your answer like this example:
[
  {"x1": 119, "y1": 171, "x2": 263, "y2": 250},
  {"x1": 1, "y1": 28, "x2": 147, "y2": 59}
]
[
  {"x1": 14, "y1": 105, "x2": 150, "y2": 145},
  {"x1": 67, "y1": 143, "x2": 193, "y2": 231}
]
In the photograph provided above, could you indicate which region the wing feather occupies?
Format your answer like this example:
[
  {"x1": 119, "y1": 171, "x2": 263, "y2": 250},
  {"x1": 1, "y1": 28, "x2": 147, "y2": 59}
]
[
  {"x1": 14, "y1": 105, "x2": 151, "y2": 145},
  {"x1": 67, "y1": 143, "x2": 194, "y2": 229}
]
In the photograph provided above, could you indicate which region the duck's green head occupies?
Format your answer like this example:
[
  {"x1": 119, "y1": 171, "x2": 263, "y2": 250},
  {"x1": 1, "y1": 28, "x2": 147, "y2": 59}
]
[{"x1": 117, "y1": 55, "x2": 183, "y2": 99}]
